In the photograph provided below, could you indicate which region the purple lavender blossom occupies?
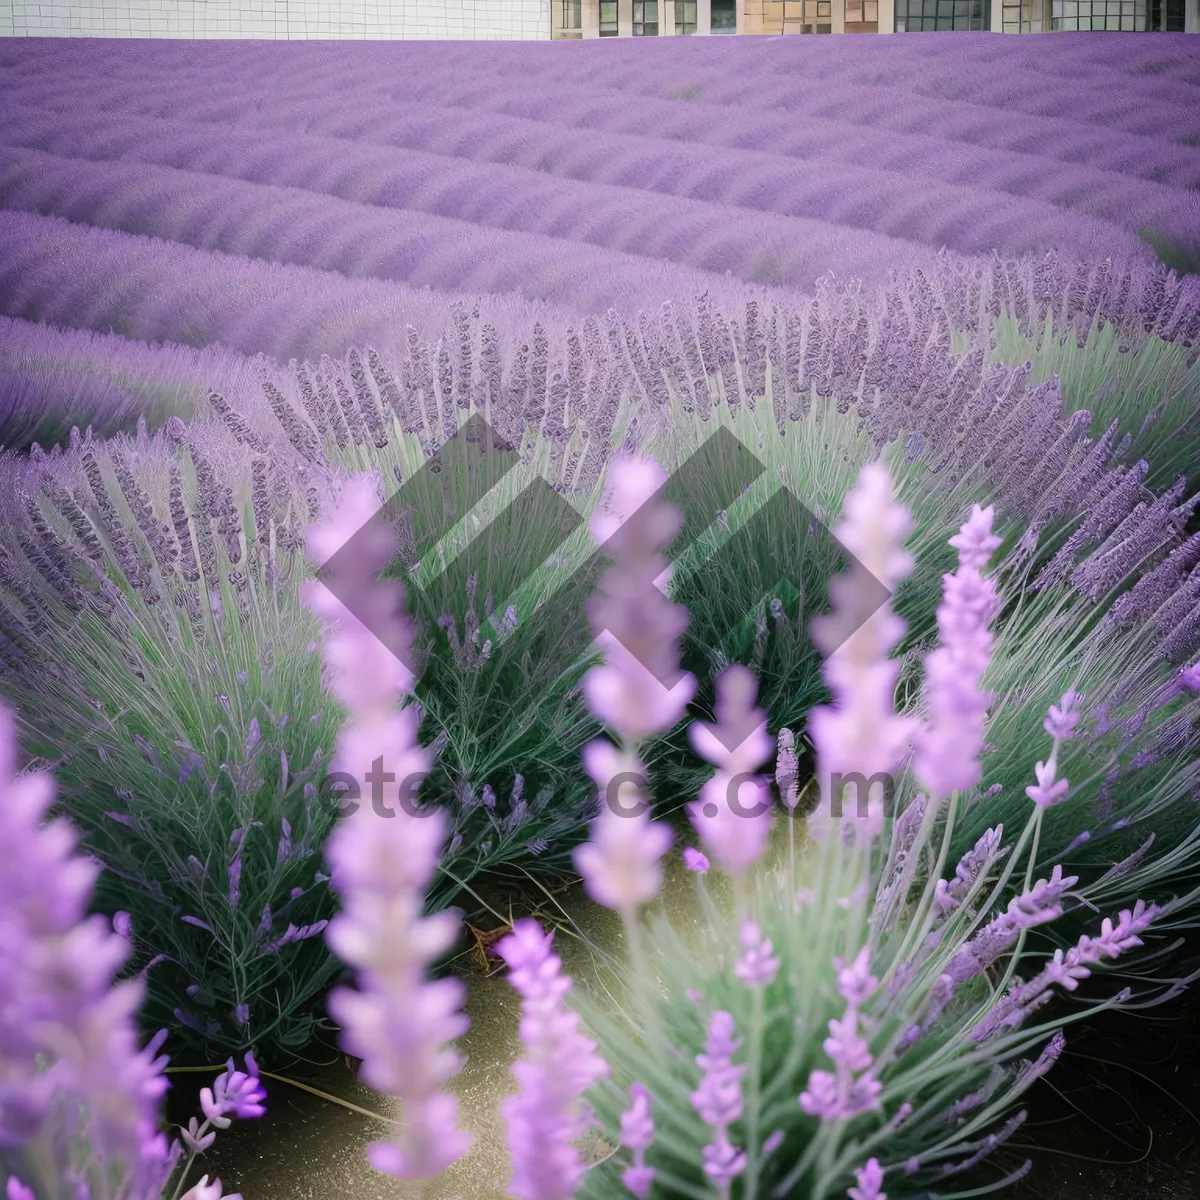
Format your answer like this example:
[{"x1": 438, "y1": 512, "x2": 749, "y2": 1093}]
[
  {"x1": 0, "y1": 701, "x2": 174, "y2": 1194},
  {"x1": 932, "y1": 826, "x2": 1006, "y2": 918},
  {"x1": 498, "y1": 920, "x2": 610, "y2": 1200},
  {"x1": 1026, "y1": 691, "x2": 1083, "y2": 810},
  {"x1": 691, "y1": 1010, "x2": 747, "y2": 1190},
  {"x1": 800, "y1": 948, "x2": 882, "y2": 1122},
  {"x1": 807, "y1": 464, "x2": 918, "y2": 846},
  {"x1": 619, "y1": 1081, "x2": 656, "y2": 1199},
  {"x1": 735, "y1": 919, "x2": 781, "y2": 988},
  {"x1": 913, "y1": 504, "x2": 1001, "y2": 801},
  {"x1": 574, "y1": 454, "x2": 690, "y2": 914},
  {"x1": 306, "y1": 477, "x2": 471, "y2": 1181},
  {"x1": 688, "y1": 664, "x2": 775, "y2": 875},
  {"x1": 574, "y1": 740, "x2": 673, "y2": 914},
  {"x1": 179, "y1": 1176, "x2": 243, "y2": 1200},
  {"x1": 582, "y1": 454, "x2": 697, "y2": 740},
  {"x1": 775, "y1": 727, "x2": 800, "y2": 810},
  {"x1": 973, "y1": 901, "x2": 1160, "y2": 1042},
  {"x1": 199, "y1": 1054, "x2": 268, "y2": 1127},
  {"x1": 848, "y1": 1158, "x2": 887, "y2": 1200},
  {"x1": 683, "y1": 847, "x2": 711, "y2": 873}
]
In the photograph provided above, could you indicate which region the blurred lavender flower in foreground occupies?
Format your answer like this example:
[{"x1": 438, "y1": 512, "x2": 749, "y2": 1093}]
[
  {"x1": 618, "y1": 1082, "x2": 656, "y2": 1199},
  {"x1": 806, "y1": 463, "x2": 918, "y2": 847},
  {"x1": 305, "y1": 477, "x2": 471, "y2": 1180},
  {"x1": 688, "y1": 664, "x2": 774, "y2": 878},
  {"x1": 498, "y1": 919, "x2": 610, "y2": 1200},
  {"x1": 691, "y1": 1010, "x2": 746, "y2": 1189},
  {"x1": 574, "y1": 455, "x2": 691, "y2": 918},
  {"x1": 0, "y1": 700, "x2": 177, "y2": 1198},
  {"x1": 848, "y1": 1157, "x2": 887, "y2": 1200},
  {"x1": 913, "y1": 504, "x2": 1001, "y2": 801}
]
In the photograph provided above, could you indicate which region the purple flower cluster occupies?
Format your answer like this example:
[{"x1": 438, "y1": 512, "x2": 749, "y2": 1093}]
[
  {"x1": 691, "y1": 1010, "x2": 747, "y2": 1190},
  {"x1": 848, "y1": 1158, "x2": 887, "y2": 1200},
  {"x1": 305, "y1": 476, "x2": 471, "y2": 1181},
  {"x1": 574, "y1": 455, "x2": 691, "y2": 915},
  {"x1": 918, "y1": 865, "x2": 1080, "y2": 1033},
  {"x1": 581, "y1": 454, "x2": 696, "y2": 741},
  {"x1": 574, "y1": 739, "x2": 673, "y2": 915},
  {"x1": 0, "y1": 701, "x2": 176, "y2": 1199},
  {"x1": 1025, "y1": 690, "x2": 1083, "y2": 810},
  {"x1": 618, "y1": 1082, "x2": 656, "y2": 1199},
  {"x1": 735, "y1": 920, "x2": 781, "y2": 989},
  {"x1": 933, "y1": 827, "x2": 1006, "y2": 919},
  {"x1": 913, "y1": 504, "x2": 1001, "y2": 801},
  {"x1": 973, "y1": 900, "x2": 1160, "y2": 1042},
  {"x1": 806, "y1": 464, "x2": 918, "y2": 847},
  {"x1": 800, "y1": 949, "x2": 883, "y2": 1122},
  {"x1": 689, "y1": 664, "x2": 775, "y2": 876},
  {"x1": 498, "y1": 920, "x2": 610, "y2": 1200}
]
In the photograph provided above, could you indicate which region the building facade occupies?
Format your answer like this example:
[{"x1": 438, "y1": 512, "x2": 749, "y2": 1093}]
[
  {"x1": 0, "y1": 0, "x2": 550, "y2": 38},
  {"x1": 552, "y1": 0, "x2": 1196, "y2": 33},
  {"x1": 0, "y1": 0, "x2": 1191, "y2": 39}
]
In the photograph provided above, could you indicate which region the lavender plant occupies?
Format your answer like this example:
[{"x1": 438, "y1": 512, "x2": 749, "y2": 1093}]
[
  {"x1": 0, "y1": 698, "x2": 265, "y2": 1200},
  {"x1": 0, "y1": 316, "x2": 276, "y2": 452},
  {"x1": 3, "y1": 456, "x2": 1195, "y2": 1200},
  {"x1": 3, "y1": 267, "x2": 1198, "y2": 1063},
  {"x1": 561, "y1": 462, "x2": 1196, "y2": 1200}
]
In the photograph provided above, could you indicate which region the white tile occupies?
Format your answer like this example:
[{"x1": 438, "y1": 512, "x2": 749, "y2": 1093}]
[{"x1": 2, "y1": 0, "x2": 552, "y2": 38}]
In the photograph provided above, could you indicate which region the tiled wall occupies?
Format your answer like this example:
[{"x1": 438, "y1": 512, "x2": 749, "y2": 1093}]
[{"x1": 0, "y1": 0, "x2": 550, "y2": 38}]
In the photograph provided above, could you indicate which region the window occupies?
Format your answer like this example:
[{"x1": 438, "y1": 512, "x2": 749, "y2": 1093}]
[
  {"x1": 711, "y1": 0, "x2": 737, "y2": 30},
  {"x1": 1149, "y1": 0, "x2": 1185, "y2": 26},
  {"x1": 782, "y1": 0, "x2": 834, "y2": 29},
  {"x1": 844, "y1": 0, "x2": 879, "y2": 28},
  {"x1": 676, "y1": 0, "x2": 698, "y2": 32},
  {"x1": 1051, "y1": 0, "x2": 1145, "y2": 27},
  {"x1": 599, "y1": 0, "x2": 618, "y2": 34},
  {"x1": 558, "y1": 0, "x2": 581, "y2": 27},
  {"x1": 897, "y1": 0, "x2": 987, "y2": 28},
  {"x1": 633, "y1": 0, "x2": 659, "y2": 33},
  {"x1": 1003, "y1": 0, "x2": 1040, "y2": 29}
]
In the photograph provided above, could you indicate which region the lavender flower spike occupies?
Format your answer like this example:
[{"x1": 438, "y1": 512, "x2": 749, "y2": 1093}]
[
  {"x1": 691, "y1": 1010, "x2": 747, "y2": 1189},
  {"x1": 574, "y1": 739, "x2": 673, "y2": 913},
  {"x1": 735, "y1": 919, "x2": 781, "y2": 988},
  {"x1": 689, "y1": 664, "x2": 775, "y2": 875},
  {"x1": 306, "y1": 478, "x2": 471, "y2": 1180},
  {"x1": 1026, "y1": 690, "x2": 1083, "y2": 810},
  {"x1": 199, "y1": 1054, "x2": 267, "y2": 1128},
  {"x1": 499, "y1": 920, "x2": 610, "y2": 1200},
  {"x1": 800, "y1": 948, "x2": 882, "y2": 1122},
  {"x1": 582, "y1": 454, "x2": 697, "y2": 741},
  {"x1": 848, "y1": 1158, "x2": 887, "y2": 1200},
  {"x1": 973, "y1": 900, "x2": 1160, "y2": 1043},
  {"x1": 619, "y1": 1081, "x2": 657, "y2": 1199},
  {"x1": 807, "y1": 464, "x2": 918, "y2": 846},
  {"x1": 574, "y1": 453, "x2": 690, "y2": 911},
  {"x1": 775, "y1": 727, "x2": 800, "y2": 809},
  {"x1": 913, "y1": 504, "x2": 1001, "y2": 801},
  {"x1": 180, "y1": 1176, "x2": 243, "y2": 1200},
  {"x1": 0, "y1": 700, "x2": 174, "y2": 1195}
]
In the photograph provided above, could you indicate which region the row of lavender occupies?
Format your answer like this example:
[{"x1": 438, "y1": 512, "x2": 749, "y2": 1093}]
[
  {"x1": 3, "y1": 33, "x2": 1198, "y2": 352},
  {"x1": 5, "y1": 454, "x2": 1196, "y2": 1199},
  {"x1": 5, "y1": 34, "x2": 1197, "y2": 187},
  {"x1": 1, "y1": 250, "x2": 1198, "y2": 1065},
  {"x1": 4, "y1": 240, "x2": 1197, "y2": 452}
]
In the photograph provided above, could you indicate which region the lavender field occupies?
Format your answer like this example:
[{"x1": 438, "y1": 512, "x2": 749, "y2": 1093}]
[
  {"x1": 2, "y1": 30, "x2": 1200, "y2": 1200},
  {"x1": 2, "y1": 34, "x2": 1200, "y2": 363}
]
